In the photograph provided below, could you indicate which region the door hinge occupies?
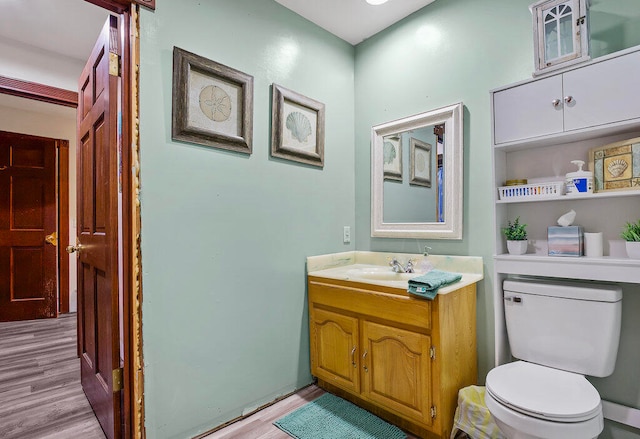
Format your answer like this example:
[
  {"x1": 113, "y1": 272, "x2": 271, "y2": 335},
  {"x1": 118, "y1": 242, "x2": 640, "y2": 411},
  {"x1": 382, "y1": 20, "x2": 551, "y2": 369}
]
[
  {"x1": 112, "y1": 367, "x2": 124, "y2": 392},
  {"x1": 109, "y1": 52, "x2": 121, "y2": 77},
  {"x1": 430, "y1": 405, "x2": 437, "y2": 419},
  {"x1": 576, "y1": 15, "x2": 586, "y2": 26},
  {"x1": 429, "y1": 346, "x2": 436, "y2": 360}
]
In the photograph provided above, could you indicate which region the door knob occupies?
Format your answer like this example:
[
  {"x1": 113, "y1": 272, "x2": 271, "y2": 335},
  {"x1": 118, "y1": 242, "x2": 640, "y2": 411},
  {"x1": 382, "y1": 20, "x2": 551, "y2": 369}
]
[
  {"x1": 552, "y1": 99, "x2": 561, "y2": 108},
  {"x1": 564, "y1": 95, "x2": 574, "y2": 103},
  {"x1": 45, "y1": 232, "x2": 58, "y2": 246},
  {"x1": 66, "y1": 243, "x2": 83, "y2": 254}
]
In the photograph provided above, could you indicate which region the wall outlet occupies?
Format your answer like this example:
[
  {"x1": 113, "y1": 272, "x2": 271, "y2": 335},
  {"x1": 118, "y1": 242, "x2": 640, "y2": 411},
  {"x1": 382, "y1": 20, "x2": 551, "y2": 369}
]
[{"x1": 343, "y1": 226, "x2": 351, "y2": 244}]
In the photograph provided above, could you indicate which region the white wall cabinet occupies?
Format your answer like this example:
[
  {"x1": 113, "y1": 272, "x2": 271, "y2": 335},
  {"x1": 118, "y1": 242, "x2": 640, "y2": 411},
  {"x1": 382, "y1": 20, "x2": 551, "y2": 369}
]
[
  {"x1": 490, "y1": 45, "x2": 640, "y2": 366},
  {"x1": 493, "y1": 47, "x2": 640, "y2": 146}
]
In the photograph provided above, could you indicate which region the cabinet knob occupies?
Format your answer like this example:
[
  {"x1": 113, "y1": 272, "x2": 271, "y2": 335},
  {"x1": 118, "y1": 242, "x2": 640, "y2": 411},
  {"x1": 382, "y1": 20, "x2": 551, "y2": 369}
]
[
  {"x1": 564, "y1": 95, "x2": 574, "y2": 103},
  {"x1": 552, "y1": 99, "x2": 561, "y2": 108}
]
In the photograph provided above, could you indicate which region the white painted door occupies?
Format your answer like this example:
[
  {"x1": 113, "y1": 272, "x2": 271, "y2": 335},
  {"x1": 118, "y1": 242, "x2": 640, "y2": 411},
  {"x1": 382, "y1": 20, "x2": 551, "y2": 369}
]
[
  {"x1": 493, "y1": 74, "x2": 564, "y2": 144},
  {"x1": 563, "y1": 50, "x2": 640, "y2": 131}
]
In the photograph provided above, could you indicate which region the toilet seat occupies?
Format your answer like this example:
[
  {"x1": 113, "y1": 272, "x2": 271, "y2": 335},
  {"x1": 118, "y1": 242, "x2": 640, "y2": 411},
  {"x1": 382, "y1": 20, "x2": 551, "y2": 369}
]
[{"x1": 486, "y1": 361, "x2": 601, "y2": 422}]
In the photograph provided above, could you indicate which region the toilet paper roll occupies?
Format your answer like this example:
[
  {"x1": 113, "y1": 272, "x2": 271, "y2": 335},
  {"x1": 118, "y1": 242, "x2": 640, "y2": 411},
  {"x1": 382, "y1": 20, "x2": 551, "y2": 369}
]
[{"x1": 584, "y1": 232, "x2": 604, "y2": 258}]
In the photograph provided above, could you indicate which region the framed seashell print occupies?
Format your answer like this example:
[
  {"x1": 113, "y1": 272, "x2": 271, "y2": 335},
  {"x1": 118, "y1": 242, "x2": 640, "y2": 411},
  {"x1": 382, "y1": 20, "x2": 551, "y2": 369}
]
[
  {"x1": 172, "y1": 47, "x2": 253, "y2": 154},
  {"x1": 589, "y1": 136, "x2": 640, "y2": 193},
  {"x1": 409, "y1": 137, "x2": 432, "y2": 187},
  {"x1": 382, "y1": 135, "x2": 402, "y2": 181},
  {"x1": 271, "y1": 84, "x2": 325, "y2": 168}
]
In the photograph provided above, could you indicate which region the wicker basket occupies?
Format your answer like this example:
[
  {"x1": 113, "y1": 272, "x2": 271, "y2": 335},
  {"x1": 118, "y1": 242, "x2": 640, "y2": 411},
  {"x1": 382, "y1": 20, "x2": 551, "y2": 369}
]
[{"x1": 498, "y1": 181, "x2": 565, "y2": 201}]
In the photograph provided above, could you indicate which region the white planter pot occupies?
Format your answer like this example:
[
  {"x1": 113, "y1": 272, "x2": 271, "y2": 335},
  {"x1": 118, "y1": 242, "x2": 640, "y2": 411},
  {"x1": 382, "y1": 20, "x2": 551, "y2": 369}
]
[
  {"x1": 626, "y1": 241, "x2": 640, "y2": 260},
  {"x1": 507, "y1": 240, "x2": 528, "y2": 255}
]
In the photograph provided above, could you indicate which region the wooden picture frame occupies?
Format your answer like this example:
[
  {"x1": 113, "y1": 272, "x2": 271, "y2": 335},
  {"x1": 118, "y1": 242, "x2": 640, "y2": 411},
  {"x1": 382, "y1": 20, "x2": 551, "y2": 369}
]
[
  {"x1": 172, "y1": 47, "x2": 253, "y2": 154},
  {"x1": 383, "y1": 135, "x2": 402, "y2": 181},
  {"x1": 589, "y1": 136, "x2": 640, "y2": 193},
  {"x1": 409, "y1": 138, "x2": 432, "y2": 187},
  {"x1": 271, "y1": 84, "x2": 325, "y2": 167}
]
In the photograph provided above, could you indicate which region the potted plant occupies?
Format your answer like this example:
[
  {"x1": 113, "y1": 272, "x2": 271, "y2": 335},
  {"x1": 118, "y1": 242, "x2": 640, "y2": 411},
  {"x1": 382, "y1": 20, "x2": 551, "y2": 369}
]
[
  {"x1": 621, "y1": 219, "x2": 640, "y2": 260},
  {"x1": 504, "y1": 217, "x2": 528, "y2": 255}
]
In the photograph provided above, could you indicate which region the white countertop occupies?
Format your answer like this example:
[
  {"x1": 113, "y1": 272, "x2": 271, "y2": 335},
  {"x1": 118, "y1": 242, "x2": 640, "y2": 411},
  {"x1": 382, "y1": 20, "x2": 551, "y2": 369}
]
[{"x1": 307, "y1": 251, "x2": 484, "y2": 294}]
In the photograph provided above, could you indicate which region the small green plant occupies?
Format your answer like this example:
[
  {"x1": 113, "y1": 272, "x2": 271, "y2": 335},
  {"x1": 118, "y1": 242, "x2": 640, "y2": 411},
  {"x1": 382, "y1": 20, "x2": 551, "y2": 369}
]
[
  {"x1": 621, "y1": 219, "x2": 640, "y2": 242},
  {"x1": 503, "y1": 217, "x2": 527, "y2": 241}
]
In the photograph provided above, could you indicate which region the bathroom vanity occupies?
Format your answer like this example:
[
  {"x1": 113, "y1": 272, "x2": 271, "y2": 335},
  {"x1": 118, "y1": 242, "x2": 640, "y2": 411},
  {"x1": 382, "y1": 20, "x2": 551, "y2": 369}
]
[{"x1": 307, "y1": 252, "x2": 483, "y2": 439}]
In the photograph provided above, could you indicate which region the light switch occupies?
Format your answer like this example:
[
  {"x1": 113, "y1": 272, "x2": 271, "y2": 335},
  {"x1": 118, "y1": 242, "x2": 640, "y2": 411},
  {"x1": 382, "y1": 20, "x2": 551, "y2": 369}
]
[{"x1": 343, "y1": 226, "x2": 351, "y2": 244}]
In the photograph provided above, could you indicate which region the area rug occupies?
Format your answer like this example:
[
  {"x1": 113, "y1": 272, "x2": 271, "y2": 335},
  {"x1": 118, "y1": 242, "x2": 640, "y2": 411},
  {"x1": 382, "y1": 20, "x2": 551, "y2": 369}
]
[{"x1": 273, "y1": 393, "x2": 407, "y2": 439}]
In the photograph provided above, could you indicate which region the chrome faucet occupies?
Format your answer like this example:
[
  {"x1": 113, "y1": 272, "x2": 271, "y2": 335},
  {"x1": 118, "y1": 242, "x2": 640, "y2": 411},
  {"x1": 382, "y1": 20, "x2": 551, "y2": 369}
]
[{"x1": 389, "y1": 258, "x2": 415, "y2": 273}]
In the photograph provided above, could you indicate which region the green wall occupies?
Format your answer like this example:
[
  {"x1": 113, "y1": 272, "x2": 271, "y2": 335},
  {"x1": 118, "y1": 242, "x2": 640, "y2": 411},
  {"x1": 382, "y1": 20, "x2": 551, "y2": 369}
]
[
  {"x1": 138, "y1": 0, "x2": 640, "y2": 437},
  {"x1": 139, "y1": 1, "x2": 354, "y2": 437},
  {"x1": 354, "y1": 1, "x2": 640, "y2": 438}
]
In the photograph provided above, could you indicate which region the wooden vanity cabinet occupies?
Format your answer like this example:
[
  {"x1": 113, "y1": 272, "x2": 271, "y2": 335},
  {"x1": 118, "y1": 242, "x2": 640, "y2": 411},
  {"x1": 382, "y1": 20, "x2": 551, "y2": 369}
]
[{"x1": 308, "y1": 276, "x2": 477, "y2": 439}]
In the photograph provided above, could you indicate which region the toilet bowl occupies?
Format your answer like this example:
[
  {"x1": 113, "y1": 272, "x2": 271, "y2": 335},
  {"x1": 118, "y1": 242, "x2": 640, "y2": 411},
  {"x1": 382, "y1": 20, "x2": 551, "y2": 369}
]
[{"x1": 485, "y1": 361, "x2": 603, "y2": 439}]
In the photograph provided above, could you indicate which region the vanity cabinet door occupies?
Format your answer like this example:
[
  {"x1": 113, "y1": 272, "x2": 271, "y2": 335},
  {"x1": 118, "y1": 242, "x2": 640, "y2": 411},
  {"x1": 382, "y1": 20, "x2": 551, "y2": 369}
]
[
  {"x1": 361, "y1": 320, "x2": 432, "y2": 426},
  {"x1": 563, "y1": 50, "x2": 640, "y2": 132},
  {"x1": 493, "y1": 74, "x2": 564, "y2": 144},
  {"x1": 309, "y1": 307, "x2": 360, "y2": 394}
]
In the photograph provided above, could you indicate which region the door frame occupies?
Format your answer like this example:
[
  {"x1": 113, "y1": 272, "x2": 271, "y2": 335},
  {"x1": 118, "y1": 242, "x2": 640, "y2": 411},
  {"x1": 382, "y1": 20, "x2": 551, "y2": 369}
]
[{"x1": 0, "y1": 2, "x2": 145, "y2": 438}]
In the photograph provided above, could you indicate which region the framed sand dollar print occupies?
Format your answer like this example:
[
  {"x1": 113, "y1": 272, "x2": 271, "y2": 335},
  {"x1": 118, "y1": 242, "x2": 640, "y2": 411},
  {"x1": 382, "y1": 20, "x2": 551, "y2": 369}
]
[{"x1": 172, "y1": 47, "x2": 253, "y2": 154}]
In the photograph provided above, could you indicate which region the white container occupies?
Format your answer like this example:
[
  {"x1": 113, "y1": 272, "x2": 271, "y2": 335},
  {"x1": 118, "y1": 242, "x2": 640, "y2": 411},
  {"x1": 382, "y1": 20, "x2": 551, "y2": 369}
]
[
  {"x1": 584, "y1": 232, "x2": 604, "y2": 258},
  {"x1": 565, "y1": 160, "x2": 593, "y2": 195},
  {"x1": 498, "y1": 181, "x2": 564, "y2": 201}
]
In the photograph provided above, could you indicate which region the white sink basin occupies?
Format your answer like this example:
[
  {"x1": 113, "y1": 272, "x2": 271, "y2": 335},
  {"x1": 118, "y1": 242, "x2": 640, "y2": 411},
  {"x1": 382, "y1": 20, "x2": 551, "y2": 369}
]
[{"x1": 346, "y1": 267, "x2": 422, "y2": 282}]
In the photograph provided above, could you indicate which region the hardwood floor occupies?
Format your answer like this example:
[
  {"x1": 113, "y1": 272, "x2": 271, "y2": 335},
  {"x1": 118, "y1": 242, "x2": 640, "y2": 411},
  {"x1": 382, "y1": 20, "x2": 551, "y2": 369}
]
[
  {"x1": 0, "y1": 313, "x2": 105, "y2": 439},
  {"x1": 0, "y1": 314, "x2": 424, "y2": 439},
  {"x1": 199, "y1": 384, "x2": 420, "y2": 439}
]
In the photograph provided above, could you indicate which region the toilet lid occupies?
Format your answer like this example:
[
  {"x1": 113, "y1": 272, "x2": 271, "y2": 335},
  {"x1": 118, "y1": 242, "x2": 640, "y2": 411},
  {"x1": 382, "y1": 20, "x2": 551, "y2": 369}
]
[{"x1": 486, "y1": 361, "x2": 601, "y2": 422}]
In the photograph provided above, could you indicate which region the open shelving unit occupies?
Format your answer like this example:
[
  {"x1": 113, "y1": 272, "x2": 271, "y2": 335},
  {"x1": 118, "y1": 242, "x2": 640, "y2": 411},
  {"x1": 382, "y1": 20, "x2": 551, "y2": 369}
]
[{"x1": 490, "y1": 45, "x2": 640, "y2": 365}]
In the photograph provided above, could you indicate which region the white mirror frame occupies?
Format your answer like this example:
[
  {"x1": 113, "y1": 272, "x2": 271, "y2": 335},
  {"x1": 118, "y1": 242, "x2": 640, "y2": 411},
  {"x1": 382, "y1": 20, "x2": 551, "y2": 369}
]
[{"x1": 371, "y1": 102, "x2": 463, "y2": 239}]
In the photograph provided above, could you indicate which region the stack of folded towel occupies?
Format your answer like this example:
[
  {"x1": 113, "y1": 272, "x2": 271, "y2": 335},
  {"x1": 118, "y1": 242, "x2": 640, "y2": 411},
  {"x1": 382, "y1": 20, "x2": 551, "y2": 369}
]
[{"x1": 408, "y1": 269, "x2": 462, "y2": 300}]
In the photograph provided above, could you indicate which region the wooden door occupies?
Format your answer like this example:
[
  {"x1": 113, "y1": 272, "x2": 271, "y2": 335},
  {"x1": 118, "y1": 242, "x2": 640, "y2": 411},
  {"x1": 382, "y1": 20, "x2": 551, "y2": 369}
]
[
  {"x1": 74, "y1": 15, "x2": 121, "y2": 439},
  {"x1": 0, "y1": 131, "x2": 57, "y2": 322},
  {"x1": 361, "y1": 320, "x2": 432, "y2": 425},
  {"x1": 309, "y1": 306, "x2": 360, "y2": 393}
]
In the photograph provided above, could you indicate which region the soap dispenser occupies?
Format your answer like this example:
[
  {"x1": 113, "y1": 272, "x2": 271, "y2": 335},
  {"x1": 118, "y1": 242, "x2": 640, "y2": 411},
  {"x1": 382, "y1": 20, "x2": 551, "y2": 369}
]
[{"x1": 565, "y1": 160, "x2": 593, "y2": 195}]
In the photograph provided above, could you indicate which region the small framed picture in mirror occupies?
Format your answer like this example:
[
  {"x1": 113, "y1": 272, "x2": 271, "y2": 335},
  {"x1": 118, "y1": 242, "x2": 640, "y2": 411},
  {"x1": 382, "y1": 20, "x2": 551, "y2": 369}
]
[
  {"x1": 383, "y1": 135, "x2": 402, "y2": 181},
  {"x1": 409, "y1": 138, "x2": 432, "y2": 188}
]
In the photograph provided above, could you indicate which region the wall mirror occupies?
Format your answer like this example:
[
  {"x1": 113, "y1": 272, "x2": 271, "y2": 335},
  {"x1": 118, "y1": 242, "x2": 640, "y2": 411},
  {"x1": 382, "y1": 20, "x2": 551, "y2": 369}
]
[{"x1": 371, "y1": 102, "x2": 463, "y2": 239}]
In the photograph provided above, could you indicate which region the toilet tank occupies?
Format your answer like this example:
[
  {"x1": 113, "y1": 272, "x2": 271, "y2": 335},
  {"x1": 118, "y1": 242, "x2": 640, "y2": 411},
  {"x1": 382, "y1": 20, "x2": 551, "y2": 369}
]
[{"x1": 503, "y1": 278, "x2": 622, "y2": 377}]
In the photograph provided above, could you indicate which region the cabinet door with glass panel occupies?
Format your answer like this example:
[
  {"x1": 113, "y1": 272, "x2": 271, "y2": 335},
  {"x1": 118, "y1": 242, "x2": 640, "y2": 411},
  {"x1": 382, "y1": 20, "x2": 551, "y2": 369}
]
[{"x1": 531, "y1": 0, "x2": 589, "y2": 75}]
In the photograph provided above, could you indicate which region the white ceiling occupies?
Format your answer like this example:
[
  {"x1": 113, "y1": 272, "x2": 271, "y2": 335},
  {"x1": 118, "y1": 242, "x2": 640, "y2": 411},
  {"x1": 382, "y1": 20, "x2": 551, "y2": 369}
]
[
  {"x1": 0, "y1": 0, "x2": 436, "y2": 66},
  {"x1": 274, "y1": 0, "x2": 437, "y2": 45},
  {"x1": 0, "y1": 0, "x2": 434, "y2": 116},
  {"x1": 0, "y1": 0, "x2": 110, "y2": 62}
]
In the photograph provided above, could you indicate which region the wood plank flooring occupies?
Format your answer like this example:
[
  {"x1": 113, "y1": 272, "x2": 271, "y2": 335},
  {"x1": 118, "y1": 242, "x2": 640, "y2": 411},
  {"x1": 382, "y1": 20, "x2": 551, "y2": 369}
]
[
  {"x1": 0, "y1": 313, "x2": 105, "y2": 439},
  {"x1": 0, "y1": 314, "x2": 424, "y2": 438},
  {"x1": 200, "y1": 384, "x2": 420, "y2": 439}
]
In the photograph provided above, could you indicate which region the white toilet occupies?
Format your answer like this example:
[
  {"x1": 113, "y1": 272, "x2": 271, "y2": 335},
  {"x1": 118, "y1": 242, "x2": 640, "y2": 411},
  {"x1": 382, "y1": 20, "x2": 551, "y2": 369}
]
[{"x1": 485, "y1": 278, "x2": 622, "y2": 439}]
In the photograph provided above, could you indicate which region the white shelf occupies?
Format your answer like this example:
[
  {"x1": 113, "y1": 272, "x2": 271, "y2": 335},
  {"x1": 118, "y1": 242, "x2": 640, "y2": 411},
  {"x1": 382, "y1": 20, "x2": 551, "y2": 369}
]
[
  {"x1": 493, "y1": 119, "x2": 640, "y2": 152},
  {"x1": 496, "y1": 189, "x2": 640, "y2": 204},
  {"x1": 494, "y1": 253, "x2": 640, "y2": 284}
]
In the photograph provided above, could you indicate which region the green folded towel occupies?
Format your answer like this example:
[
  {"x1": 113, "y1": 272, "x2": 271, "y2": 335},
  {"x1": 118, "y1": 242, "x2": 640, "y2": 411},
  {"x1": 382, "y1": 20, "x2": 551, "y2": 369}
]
[{"x1": 408, "y1": 269, "x2": 462, "y2": 300}]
